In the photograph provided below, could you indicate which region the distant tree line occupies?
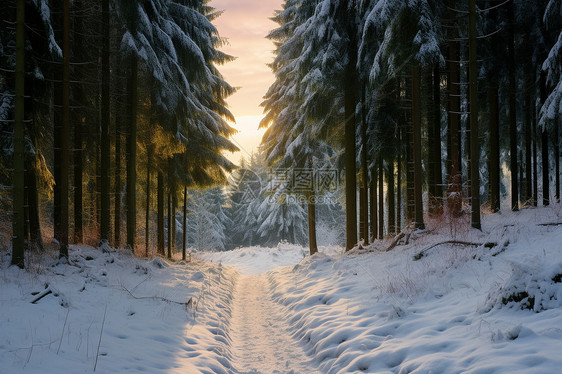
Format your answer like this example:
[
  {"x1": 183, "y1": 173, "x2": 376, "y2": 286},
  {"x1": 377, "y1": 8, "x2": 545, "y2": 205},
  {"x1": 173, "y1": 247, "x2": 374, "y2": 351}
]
[{"x1": 261, "y1": 0, "x2": 562, "y2": 251}]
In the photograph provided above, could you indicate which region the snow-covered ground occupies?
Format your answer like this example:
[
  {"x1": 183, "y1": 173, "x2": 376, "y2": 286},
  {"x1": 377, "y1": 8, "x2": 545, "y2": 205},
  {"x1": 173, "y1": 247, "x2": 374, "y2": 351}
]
[{"x1": 2, "y1": 205, "x2": 562, "y2": 373}]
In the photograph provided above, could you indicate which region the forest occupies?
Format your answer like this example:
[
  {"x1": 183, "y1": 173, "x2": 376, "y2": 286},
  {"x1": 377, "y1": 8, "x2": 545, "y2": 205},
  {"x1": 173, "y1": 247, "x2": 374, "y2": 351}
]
[{"x1": 1, "y1": 0, "x2": 561, "y2": 269}]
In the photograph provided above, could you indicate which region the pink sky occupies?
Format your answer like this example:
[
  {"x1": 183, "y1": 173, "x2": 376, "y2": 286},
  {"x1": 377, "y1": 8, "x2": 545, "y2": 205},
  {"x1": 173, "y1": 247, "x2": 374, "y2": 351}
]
[{"x1": 212, "y1": 0, "x2": 282, "y2": 162}]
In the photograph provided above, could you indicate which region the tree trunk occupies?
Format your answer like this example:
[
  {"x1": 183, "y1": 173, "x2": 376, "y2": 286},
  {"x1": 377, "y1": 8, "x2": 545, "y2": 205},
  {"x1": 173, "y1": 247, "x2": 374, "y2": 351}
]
[
  {"x1": 412, "y1": 66, "x2": 425, "y2": 229},
  {"x1": 489, "y1": 84, "x2": 500, "y2": 212},
  {"x1": 59, "y1": 0, "x2": 71, "y2": 259},
  {"x1": 554, "y1": 113, "x2": 560, "y2": 203},
  {"x1": 167, "y1": 191, "x2": 172, "y2": 259},
  {"x1": 540, "y1": 72, "x2": 550, "y2": 206},
  {"x1": 378, "y1": 157, "x2": 384, "y2": 238},
  {"x1": 387, "y1": 160, "x2": 395, "y2": 235},
  {"x1": 525, "y1": 88, "x2": 532, "y2": 204},
  {"x1": 100, "y1": 0, "x2": 110, "y2": 244},
  {"x1": 157, "y1": 172, "x2": 165, "y2": 256},
  {"x1": 126, "y1": 56, "x2": 138, "y2": 250},
  {"x1": 360, "y1": 85, "x2": 369, "y2": 244},
  {"x1": 11, "y1": 0, "x2": 25, "y2": 268},
  {"x1": 508, "y1": 0, "x2": 518, "y2": 211},
  {"x1": 396, "y1": 130, "x2": 402, "y2": 232},
  {"x1": 71, "y1": 0, "x2": 85, "y2": 244},
  {"x1": 370, "y1": 166, "x2": 377, "y2": 242},
  {"x1": 25, "y1": 156, "x2": 43, "y2": 251},
  {"x1": 431, "y1": 64, "x2": 443, "y2": 213},
  {"x1": 145, "y1": 146, "x2": 152, "y2": 257},
  {"x1": 182, "y1": 185, "x2": 187, "y2": 260},
  {"x1": 308, "y1": 198, "x2": 318, "y2": 255},
  {"x1": 469, "y1": 0, "x2": 481, "y2": 230},
  {"x1": 344, "y1": 1, "x2": 357, "y2": 250},
  {"x1": 114, "y1": 112, "x2": 122, "y2": 247},
  {"x1": 532, "y1": 96, "x2": 538, "y2": 207},
  {"x1": 447, "y1": 1, "x2": 461, "y2": 216}
]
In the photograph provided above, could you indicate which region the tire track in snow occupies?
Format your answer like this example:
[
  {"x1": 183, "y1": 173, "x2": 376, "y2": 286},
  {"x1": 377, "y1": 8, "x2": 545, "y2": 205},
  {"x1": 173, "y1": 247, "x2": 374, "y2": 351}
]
[{"x1": 229, "y1": 274, "x2": 320, "y2": 374}]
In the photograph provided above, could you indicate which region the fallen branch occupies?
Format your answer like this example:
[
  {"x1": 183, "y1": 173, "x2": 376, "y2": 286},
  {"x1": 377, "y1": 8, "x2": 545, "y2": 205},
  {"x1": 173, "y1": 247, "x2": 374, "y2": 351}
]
[
  {"x1": 120, "y1": 286, "x2": 192, "y2": 309},
  {"x1": 31, "y1": 288, "x2": 52, "y2": 304},
  {"x1": 383, "y1": 232, "x2": 406, "y2": 252},
  {"x1": 57, "y1": 308, "x2": 70, "y2": 355},
  {"x1": 94, "y1": 305, "x2": 107, "y2": 372},
  {"x1": 538, "y1": 222, "x2": 562, "y2": 227},
  {"x1": 413, "y1": 240, "x2": 497, "y2": 260}
]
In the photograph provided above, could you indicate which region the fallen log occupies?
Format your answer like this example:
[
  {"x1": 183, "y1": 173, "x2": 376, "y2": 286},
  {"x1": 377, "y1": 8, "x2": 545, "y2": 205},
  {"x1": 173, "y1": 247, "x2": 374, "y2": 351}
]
[
  {"x1": 413, "y1": 240, "x2": 497, "y2": 260},
  {"x1": 31, "y1": 288, "x2": 53, "y2": 304}
]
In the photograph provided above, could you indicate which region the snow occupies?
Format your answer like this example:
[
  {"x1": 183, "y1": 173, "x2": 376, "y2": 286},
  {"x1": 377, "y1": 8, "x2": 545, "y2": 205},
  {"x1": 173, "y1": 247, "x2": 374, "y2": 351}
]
[{"x1": 2, "y1": 205, "x2": 562, "y2": 373}]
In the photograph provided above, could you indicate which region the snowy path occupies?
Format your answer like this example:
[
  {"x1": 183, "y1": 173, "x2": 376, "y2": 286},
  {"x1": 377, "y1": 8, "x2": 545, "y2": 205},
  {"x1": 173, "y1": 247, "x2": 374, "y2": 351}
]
[{"x1": 229, "y1": 273, "x2": 320, "y2": 374}]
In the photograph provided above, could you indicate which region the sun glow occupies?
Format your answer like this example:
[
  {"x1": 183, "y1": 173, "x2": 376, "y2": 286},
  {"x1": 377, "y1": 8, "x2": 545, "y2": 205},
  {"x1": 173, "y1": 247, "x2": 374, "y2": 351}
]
[{"x1": 226, "y1": 115, "x2": 267, "y2": 165}]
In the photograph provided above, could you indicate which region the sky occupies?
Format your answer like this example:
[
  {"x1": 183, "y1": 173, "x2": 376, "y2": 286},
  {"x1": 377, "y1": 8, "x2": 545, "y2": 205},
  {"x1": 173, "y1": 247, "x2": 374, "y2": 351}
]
[{"x1": 211, "y1": 0, "x2": 282, "y2": 165}]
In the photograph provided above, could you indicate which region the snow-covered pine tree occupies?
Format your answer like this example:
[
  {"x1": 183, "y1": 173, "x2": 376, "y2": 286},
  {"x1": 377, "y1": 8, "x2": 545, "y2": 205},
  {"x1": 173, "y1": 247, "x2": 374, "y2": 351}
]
[{"x1": 187, "y1": 187, "x2": 229, "y2": 251}]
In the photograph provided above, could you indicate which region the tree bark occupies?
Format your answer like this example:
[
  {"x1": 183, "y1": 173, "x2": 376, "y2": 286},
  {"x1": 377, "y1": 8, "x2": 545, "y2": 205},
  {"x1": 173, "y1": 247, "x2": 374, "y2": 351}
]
[
  {"x1": 387, "y1": 160, "x2": 395, "y2": 235},
  {"x1": 157, "y1": 172, "x2": 165, "y2": 255},
  {"x1": 308, "y1": 198, "x2": 318, "y2": 255},
  {"x1": 532, "y1": 96, "x2": 538, "y2": 206},
  {"x1": 344, "y1": 1, "x2": 357, "y2": 250},
  {"x1": 378, "y1": 157, "x2": 384, "y2": 238},
  {"x1": 182, "y1": 185, "x2": 187, "y2": 260},
  {"x1": 59, "y1": 0, "x2": 71, "y2": 258},
  {"x1": 554, "y1": 113, "x2": 560, "y2": 202},
  {"x1": 412, "y1": 66, "x2": 425, "y2": 229},
  {"x1": 145, "y1": 146, "x2": 152, "y2": 257},
  {"x1": 11, "y1": 0, "x2": 25, "y2": 267},
  {"x1": 431, "y1": 64, "x2": 443, "y2": 213},
  {"x1": 525, "y1": 88, "x2": 532, "y2": 204},
  {"x1": 126, "y1": 56, "x2": 138, "y2": 250},
  {"x1": 540, "y1": 72, "x2": 549, "y2": 206},
  {"x1": 447, "y1": 1, "x2": 461, "y2": 216},
  {"x1": 508, "y1": 0, "x2": 518, "y2": 211},
  {"x1": 369, "y1": 166, "x2": 377, "y2": 242},
  {"x1": 360, "y1": 85, "x2": 369, "y2": 244},
  {"x1": 114, "y1": 112, "x2": 122, "y2": 247},
  {"x1": 100, "y1": 0, "x2": 111, "y2": 244},
  {"x1": 489, "y1": 84, "x2": 500, "y2": 212},
  {"x1": 469, "y1": 0, "x2": 481, "y2": 230},
  {"x1": 167, "y1": 191, "x2": 172, "y2": 259},
  {"x1": 396, "y1": 130, "x2": 402, "y2": 232}
]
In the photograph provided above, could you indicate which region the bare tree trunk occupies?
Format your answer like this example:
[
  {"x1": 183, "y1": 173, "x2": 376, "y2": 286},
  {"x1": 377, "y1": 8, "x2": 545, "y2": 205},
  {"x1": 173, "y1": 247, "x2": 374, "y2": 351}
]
[
  {"x1": 167, "y1": 191, "x2": 172, "y2": 259},
  {"x1": 525, "y1": 88, "x2": 532, "y2": 204},
  {"x1": 344, "y1": 1, "x2": 357, "y2": 250},
  {"x1": 489, "y1": 84, "x2": 500, "y2": 212},
  {"x1": 508, "y1": 0, "x2": 518, "y2": 211},
  {"x1": 308, "y1": 198, "x2": 318, "y2": 255},
  {"x1": 100, "y1": 0, "x2": 110, "y2": 244},
  {"x1": 447, "y1": 1, "x2": 461, "y2": 216},
  {"x1": 11, "y1": 0, "x2": 25, "y2": 267},
  {"x1": 145, "y1": 146, "x2": 152, "y2": 257},
  {"x1": 126, "y1": 56, "x2": 138, "y2": 250},
  {"x1": 157, "y1": 172, "x2": 165, "y2": 256},
  {"x1": 532, "y1": 96, "x2": 538, "y2": 206},
  {"x1": 59, "y1": 0, "x2": 71, "y2": 259},
  {"x1": 469, "y1": 0, "x2": 481, "y2": 230},
  {"x1": 114, "y1": 114, "x2": 122, "y2": 247},
  {"x1": 182, "y1": 186, "x2": 187, "y2": 260},
  {"x1": 540, "y1": 72, "x2": 550, "y2": 206},
  {"x1": 387, "y1": 160, "x2": 395, "y2": 235},
  {"x1": 412, "y1": 66, "x2": 425, "y2": 230},
  {"x1": 378, "y1": 157, "x2": 384, "y2": 238},
  {"x1": 369, "y1": 166, "x2": 377, "y2": 242}
]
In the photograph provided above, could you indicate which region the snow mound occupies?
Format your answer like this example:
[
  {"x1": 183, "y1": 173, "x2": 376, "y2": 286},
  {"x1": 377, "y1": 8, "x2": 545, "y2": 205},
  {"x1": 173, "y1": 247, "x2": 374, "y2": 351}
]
[{"x1": 482, "y1": 260, "x2": 562, "y2": 312}]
